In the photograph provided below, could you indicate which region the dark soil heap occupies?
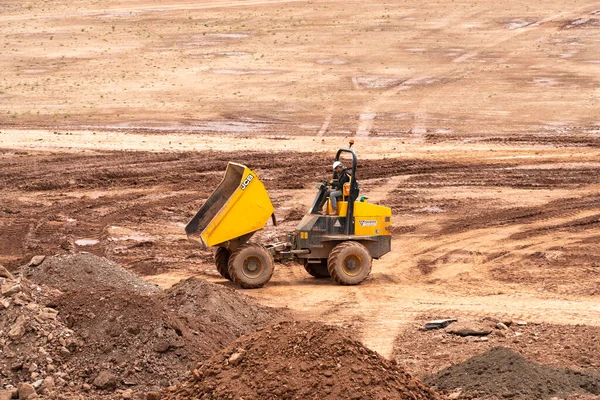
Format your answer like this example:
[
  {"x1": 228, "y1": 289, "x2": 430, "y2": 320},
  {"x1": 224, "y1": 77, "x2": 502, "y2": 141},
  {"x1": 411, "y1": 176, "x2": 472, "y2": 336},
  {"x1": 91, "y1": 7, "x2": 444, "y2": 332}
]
[
  {"x1": 426, "y1": 347, "x2": 600, "y2": 399},
  {"x1": 166, "y1": 321, "x2": 441, "y2": 400}
]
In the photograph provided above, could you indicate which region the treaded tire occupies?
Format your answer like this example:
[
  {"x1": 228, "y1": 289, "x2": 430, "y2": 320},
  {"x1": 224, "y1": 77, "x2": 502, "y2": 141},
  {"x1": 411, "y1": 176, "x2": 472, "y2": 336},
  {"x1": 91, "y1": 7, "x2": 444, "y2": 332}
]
[
  {"x1": 303, "y1": 259, "x2": 330, "y2": 278},
  {"x1": 328, "y1": 241, "x2": 372, "y2": 285},
  {"x1": 228, "y1": 243, "x2": 274, "y2": 289},
  {"x1": 215, "y1": 247, "x2": 232, "y2": 280}
]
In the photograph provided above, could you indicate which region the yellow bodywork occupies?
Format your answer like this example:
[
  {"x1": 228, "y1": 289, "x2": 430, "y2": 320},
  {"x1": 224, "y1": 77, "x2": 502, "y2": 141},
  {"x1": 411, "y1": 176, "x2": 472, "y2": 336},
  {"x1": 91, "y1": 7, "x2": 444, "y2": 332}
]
[
  {"x1": 335, "y1": 200, "x2": 392, "y2": 236},
  {"x1": 186, "y1": 162, "x2": 274, "y2": 249}
]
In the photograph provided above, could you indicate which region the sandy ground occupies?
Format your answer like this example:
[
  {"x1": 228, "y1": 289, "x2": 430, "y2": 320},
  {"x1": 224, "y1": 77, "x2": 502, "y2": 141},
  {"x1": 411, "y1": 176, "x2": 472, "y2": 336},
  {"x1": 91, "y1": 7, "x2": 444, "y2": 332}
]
[{"x1": 2, "y1": 0, "x2": 600, "y2": 386}]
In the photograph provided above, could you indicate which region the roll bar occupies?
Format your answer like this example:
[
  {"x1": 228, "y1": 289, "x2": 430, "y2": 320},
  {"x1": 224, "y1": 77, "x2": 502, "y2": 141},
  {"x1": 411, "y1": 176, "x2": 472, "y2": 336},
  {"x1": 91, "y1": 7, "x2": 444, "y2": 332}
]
[{"x1": 335, "y1": 142, "x2": 358, "y2": 235}]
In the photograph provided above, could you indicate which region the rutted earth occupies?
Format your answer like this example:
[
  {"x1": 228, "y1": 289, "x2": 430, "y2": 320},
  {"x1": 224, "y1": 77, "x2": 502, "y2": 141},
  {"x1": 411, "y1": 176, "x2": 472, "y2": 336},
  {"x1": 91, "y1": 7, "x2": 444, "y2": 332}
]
[{"x1": 1, "y1": 0, "x2": 600, "y2": 398}]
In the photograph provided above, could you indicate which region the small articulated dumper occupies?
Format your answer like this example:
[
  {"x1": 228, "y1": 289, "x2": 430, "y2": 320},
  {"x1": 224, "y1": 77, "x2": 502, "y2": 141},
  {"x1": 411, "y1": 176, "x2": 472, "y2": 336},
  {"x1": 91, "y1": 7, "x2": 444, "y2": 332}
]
[{"x1": 185, "y1": 142, "x2": 392, "y2": 288}]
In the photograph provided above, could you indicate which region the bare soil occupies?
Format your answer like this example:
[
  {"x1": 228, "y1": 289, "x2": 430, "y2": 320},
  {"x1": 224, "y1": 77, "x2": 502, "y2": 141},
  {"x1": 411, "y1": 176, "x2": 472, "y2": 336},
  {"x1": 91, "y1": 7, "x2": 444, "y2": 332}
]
[{"x1": 1, "y1": 0, "x2": 600, "y2": 398}]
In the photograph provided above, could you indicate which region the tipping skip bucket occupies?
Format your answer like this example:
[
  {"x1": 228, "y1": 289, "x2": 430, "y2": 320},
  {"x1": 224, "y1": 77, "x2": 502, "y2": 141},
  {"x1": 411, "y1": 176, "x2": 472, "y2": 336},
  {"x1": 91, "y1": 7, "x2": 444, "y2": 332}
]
[{"x1": 185, "y1": 162, "x2": 274, "y2": 249}]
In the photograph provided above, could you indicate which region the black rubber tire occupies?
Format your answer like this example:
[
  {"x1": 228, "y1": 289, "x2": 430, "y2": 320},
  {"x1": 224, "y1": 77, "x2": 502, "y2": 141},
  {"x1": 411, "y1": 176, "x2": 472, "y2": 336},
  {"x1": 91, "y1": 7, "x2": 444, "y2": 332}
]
[
  {"x1": 303, "y1": 259, "x2": 331, "y2": 278},
  {"x1": 327, "y1": 241, "x2": 372, "y2": 285},
  {"x1": 228, "y1": 243, "x2": 274, "y2": 289},
  {"x1": 215, "y1": 247, "x2": 232, "y2": 280}
]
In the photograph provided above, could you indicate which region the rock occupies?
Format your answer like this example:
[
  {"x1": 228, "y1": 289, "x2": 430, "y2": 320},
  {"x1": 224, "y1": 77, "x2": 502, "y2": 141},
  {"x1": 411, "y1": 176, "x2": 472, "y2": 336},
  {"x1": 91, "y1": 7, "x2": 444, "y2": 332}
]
[
  {"x1": 121, "y1": 389, "x2": 133, "y2": 399},
  {"x1": 448, "y1": 391, "x2": 462, "y2": 400},
  {"x1": 0, "y1": 298, "x2": 9, "y2": 309},
  {"x1": 495, "y1": 330, "x2": 507, "y2": 338},
  {"x1": 31, "y1": 380, "x2": 43, "y2": 390},
  {"x1": 0, "y1": 390, "x2": 13, "y2": 400},
  {"x1": 496, "y1": 322, "x2": 509, "y2": 330},
  {"x1": 228, "y1": 351, "x2": 245, "y2": 366},
  {"x1": 93, "y1": 371, "x2": 118, "y2": 390},
  {"x1": 8, "y1": 315, "x2": 26, "y2": 340},
  {"x1": 146, "y1": 392, "x2": 162, "y2": 400},
  {"x1": 0, "y1": 265, "x2": 13, "y2": 279},
  {"x1": 12, "y1": 293, "x2": 30, "y2": 306},
  {"x1": 516, "y1": 320, "x2": 528, "y2": 326},
  {"x1": 424, "y1": 319, "x2": 457, "y2": 330},
  {"x1": 40, "y1": 376, "x2": 55, "y2": 393},
  {"x1": 445, "y1": 322, "x2": 492, "y2": 337},
  {"x1": 28, "y1": 255, "x2": 46, "y2": 267},
  {"x1": 39, "y1": 311, "x2": 57, "y2": 320},
  {"x1": 17, "y1": 382, "x2": 36, "y2": 400},
  {"x1": 1, "y1": 283, "x2": 21, "y2": 297},
  {"x1": 153, "y1": 340, "x2": 170, "y2": 353}
]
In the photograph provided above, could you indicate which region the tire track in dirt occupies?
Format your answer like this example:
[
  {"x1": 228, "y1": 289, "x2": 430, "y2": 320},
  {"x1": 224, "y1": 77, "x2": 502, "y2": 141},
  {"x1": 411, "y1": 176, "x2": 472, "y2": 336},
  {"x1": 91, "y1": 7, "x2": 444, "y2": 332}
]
[{"x1": 352, "y1": 4, "x2": 597, "y2": 140}]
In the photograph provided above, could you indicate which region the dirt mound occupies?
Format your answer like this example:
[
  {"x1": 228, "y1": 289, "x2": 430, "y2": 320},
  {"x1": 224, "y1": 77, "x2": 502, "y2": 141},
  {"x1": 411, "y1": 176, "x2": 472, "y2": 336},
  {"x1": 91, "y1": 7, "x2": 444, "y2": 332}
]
[
  {"x1": 166, "y1": 321, "x2": 441, "y2": 400},
  {"x1": 164, "y1": 277, "x2": 280, "y2": 345},
  {"x1": 23, "y1": 253, "x2": 160, "y2": 294},
  {"x1": 2, "y1": 255, "x2": 282, "y2": 397},
  {"x1": 425, "y1": 347, "x2": 600, "y2": 399}
]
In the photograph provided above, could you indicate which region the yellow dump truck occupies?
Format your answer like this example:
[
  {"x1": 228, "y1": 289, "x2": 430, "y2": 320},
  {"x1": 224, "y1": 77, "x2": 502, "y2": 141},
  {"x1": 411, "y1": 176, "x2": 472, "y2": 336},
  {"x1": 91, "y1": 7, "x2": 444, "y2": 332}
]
[{"x1": 186, "y1": 144, "x2": 392, "y2": 289}]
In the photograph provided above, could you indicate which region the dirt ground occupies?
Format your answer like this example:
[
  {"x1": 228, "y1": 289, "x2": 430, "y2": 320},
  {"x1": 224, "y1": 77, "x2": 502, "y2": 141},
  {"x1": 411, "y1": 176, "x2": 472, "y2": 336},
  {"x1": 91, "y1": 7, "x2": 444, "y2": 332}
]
[{"x1": 1, "y1": 0, "x2": 600, "y2": 398}]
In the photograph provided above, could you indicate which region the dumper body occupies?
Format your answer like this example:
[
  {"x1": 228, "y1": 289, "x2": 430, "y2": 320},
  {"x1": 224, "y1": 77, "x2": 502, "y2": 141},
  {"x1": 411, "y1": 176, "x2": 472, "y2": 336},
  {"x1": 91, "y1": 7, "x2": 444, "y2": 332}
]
[{"x1": 185, "y1": 162, "x2": 274, "y2": 249}]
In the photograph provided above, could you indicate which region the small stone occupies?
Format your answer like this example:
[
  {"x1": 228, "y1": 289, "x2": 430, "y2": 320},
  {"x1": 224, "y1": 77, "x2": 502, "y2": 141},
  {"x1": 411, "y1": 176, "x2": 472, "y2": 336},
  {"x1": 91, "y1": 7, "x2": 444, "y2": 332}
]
[
  {"x1": 0, "y1": 265, "x2": 13, "y2": 280},
  {"x1": 445, "y1": 322, "x2": 492, "y2": 337},
  {"x1": 516, "y1": 321, "x2": 528, "y2": 326},
  {"x1": 17, "y1": 382, "x2": 36, "y2": 400},
  {"x1": 0, "y1": 390, "x2": 13, "y2": 400},
  {"x1": 146, "y1": 392, "x2": 161, "y2": 400},
  {"x1": 496, "y1": 322, "x2": 509, "y2": 330},
  {"x1": 93, "y1": 370, "x2": 118, "y2": 390},
  {"x1": 13, "y1": 293, "x2": 30, "y2": 306},
  {"x1": 496, "y1": 330, "x2": 507, "y2": 338},
  {"x1": 1, "y1": 283, "x2": 21, "y2": 297},
  {"x1": 82, "y1": 384, "x2": 92, "y2": 391},
  {"x1": 28, "y1": 255, "x2": 46, "y2": 267},
  {"x1": 8, "y1": 315, "x2": 26, "y2": 340},
  {"x1": 228, "y1": 351, "x2": 245, "y2": 366},
  {"x1": 0, "y1": 298, "x2": 9, "y2": 309},
  {"x1": 39, "y1": 311, "x2": 57, "y2": 320},
  {"x1": 423, "y1": 319, "x2": 457, "y2": 330},
  {"x1": 31, "y1": 380, "x2": 43, "y2": 389},
  {"x1": 515, "y1": 331, "x2": 523, "y2": 337},
  {"x1": 153, "y1": 340, "x2": 170, "y2": 353},
  {"x1": 60, "y1": 347, "x2": 70, "y2": 357},
  {"x1": 40, "y1": 376, "x2": 55, "y2": 393},
  {"x1": 121, "y1": 389, "x2": 133, "y2": 399}
]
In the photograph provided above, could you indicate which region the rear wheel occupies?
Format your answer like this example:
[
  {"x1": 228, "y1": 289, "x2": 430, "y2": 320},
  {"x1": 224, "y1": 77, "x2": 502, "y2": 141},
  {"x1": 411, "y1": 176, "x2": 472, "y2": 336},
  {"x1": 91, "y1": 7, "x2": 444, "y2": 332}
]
[
  {"x1": 303, "y1": 259, "x2": 330, "y2": 278},
  {"x1": 215, "y1": 247, "x2": 232, "y2": 280},
  {"x1": 228, "y1": 243, "x2": 274, "y2": 289},
  {"x1": 328, "y1": 241, "x2": 372, "y2": 285}
]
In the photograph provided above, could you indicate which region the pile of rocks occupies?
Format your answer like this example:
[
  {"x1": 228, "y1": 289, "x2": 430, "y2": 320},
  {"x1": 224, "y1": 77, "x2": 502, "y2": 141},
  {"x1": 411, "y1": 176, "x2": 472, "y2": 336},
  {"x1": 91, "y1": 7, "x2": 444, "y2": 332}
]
[
  {"x1": 0, "y1": 262, "x2": 66, "y2": 399},
  {"x1": 1, "y1": 255, "x2": 283, "y2": 399}
]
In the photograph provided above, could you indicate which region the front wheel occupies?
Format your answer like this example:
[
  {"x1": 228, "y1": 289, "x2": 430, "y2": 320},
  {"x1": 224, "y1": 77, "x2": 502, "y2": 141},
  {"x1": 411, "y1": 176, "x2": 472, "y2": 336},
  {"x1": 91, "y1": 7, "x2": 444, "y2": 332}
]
[
  {"x1": 215, "y1": 247, "x2": 232, "y2": 280},
  {"x1": 228, "y1": 243, "x2": 274, "y2": 289},
  {"x1": 328, "y1": 241, "x2": 372, "y2": 285}
]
